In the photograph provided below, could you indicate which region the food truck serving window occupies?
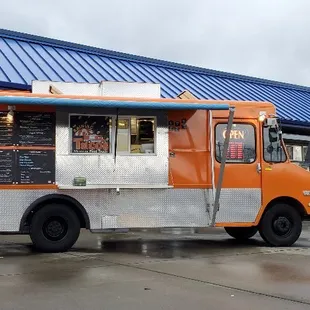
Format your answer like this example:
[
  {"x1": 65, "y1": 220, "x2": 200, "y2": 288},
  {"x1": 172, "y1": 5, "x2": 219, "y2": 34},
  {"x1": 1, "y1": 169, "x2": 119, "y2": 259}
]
[
  {"x1": 70, "y1": 115, "x2": 112, "y2": 153},
  {"x1": 215, "y1": 123, "x2": 256, "y2": 163},
  {"x1": 69, "y1": 114, "x2": 156, "y2": 155},
  {"x1": 117, "y1": 117, "x2": 155, "y2": 154}
]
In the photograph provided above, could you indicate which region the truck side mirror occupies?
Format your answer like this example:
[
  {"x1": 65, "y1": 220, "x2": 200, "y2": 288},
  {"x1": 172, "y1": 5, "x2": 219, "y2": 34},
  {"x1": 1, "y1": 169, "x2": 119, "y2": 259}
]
[{"x1": 268, "y1": 128, "x2": 278, "y2": 143}]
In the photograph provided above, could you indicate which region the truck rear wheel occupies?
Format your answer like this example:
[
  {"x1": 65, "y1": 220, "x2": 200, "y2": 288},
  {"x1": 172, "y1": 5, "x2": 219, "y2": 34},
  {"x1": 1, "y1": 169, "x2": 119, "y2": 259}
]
[
  {"x1": 30, "y1": 204, "x2": 80, "y2": 253},
  {"x1": 259, "y1": 203, "x2": 302, "y2": 247},
  {"x1": 224, "y1": 227, "x2": 257, "y2": 240}
]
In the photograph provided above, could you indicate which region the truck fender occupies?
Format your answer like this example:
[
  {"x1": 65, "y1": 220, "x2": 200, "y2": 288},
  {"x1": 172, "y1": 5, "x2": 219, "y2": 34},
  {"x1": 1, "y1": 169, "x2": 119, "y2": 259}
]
[
  {"x1": 255, "y1": 196, "x2": 306, "y2": 225},
  {"x1": 19, "y1": 194, "x2": 90, "y2": 233}
]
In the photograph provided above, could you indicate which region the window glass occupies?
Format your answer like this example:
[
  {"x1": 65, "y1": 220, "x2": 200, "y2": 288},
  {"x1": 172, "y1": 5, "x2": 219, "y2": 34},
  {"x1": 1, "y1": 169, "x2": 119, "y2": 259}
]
[
  {"x1": 304, "y1": 145, "x2": 309, "y2": 161},
  {"x1": 70, "y1": 115, "x2": 111, "y2": 153},
  {"x1": 292, "y1": 145, "x2": 302, "y2": 161},
  {"x1": 130, "y1": 117, "x2": 155, "y2": 154},
  {"x1": 215, "y1": 123, "x2": 256, "y2": 163},
  {"x1": 285, "y1": 144, "x2": 308, "y2": 163},
  {"x1": 70, "y1": 115, "x2": 156, "y2": 155},
  {"x1": 116, "y1": 119, "x2": 130, "y2": 152},
  {"x1": 263, "y1": 127, "x2": 287, "y2": 162},
  {"x1": 286, "y1": 145, "x2": 294, "y2": 161}
]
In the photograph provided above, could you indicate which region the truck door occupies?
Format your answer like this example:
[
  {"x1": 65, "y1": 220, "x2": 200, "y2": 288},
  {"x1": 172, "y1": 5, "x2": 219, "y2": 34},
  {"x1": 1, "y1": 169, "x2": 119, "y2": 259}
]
[
  {"x1": 260, "y1": 125, "x2": 288, "y2": 208},
  {"x1": 213, "y1": 119, "x2": 262, "y2": 224}
]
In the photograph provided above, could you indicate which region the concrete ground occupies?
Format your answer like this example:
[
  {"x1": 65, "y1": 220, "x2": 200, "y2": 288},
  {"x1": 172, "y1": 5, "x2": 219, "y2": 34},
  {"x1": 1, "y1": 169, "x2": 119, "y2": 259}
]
[{"x1": 1, "y1": 227, "x2": 310, "y2": 309}]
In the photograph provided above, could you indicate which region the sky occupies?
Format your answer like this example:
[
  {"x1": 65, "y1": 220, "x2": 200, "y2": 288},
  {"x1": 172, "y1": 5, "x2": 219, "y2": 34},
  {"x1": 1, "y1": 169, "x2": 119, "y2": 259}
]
[{"x1": 1, "y1": 0, "x2": 310, "y2": 86}]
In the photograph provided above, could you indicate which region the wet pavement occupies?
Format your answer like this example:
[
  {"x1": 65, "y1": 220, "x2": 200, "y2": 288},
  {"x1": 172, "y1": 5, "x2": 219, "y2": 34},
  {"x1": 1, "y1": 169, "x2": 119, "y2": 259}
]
[{"x1": 1, "y1": 227, "x2": 310, "y2": 309}]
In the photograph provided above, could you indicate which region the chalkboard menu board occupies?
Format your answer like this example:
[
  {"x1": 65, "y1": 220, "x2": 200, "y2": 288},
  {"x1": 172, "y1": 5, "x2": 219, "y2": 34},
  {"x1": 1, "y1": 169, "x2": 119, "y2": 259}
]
[
  {"x1": 16, "y1": 150, "x2": 55, "y2": 184},
  {"x1": 15, "y1": 112, "x2": 55, "y2": 146},
  {"x1": 0, "y1": 150, "x2": 14, "y2": 184},
  {"x1": 0, "y1": 111, "x2": 56, "y2": 185},
  {"x1": 0, "y1": 112, "x2": 14, "y2": 146}
]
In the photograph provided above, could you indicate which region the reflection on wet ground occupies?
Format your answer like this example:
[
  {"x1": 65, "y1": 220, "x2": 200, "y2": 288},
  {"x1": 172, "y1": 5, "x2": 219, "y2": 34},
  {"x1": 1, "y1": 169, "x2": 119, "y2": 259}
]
[
  {"x1": 1, "y1": 227, "x2": 310, "y2": 259},
  {"x1": 1, "y1": 229, "x2": 310, "y2": 309},
  {"x1": 98, "y1": 238, "x2": 264, "y2": 259},
  {"x1": 259, "y1": 262, "x2": 310, "y2": 283}
]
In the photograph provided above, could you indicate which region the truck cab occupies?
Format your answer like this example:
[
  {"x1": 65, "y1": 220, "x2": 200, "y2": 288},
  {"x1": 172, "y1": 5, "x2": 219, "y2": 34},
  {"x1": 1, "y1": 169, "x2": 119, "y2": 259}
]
[{"x1": 211, "y1": 102, "x2": 310, "y2": 246}]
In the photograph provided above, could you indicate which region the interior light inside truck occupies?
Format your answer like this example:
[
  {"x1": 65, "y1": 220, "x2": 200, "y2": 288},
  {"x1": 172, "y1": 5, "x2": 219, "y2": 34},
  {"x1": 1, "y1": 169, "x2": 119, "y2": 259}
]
[{"x1": 7, "y1": 110, "x2": 14, "y2": 122}]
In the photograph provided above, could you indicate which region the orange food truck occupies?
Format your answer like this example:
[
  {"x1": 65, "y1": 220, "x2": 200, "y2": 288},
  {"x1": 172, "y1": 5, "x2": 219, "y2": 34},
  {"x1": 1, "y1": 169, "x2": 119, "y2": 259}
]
[{"x1": 0, "y1": 81, "x2": 309, "y2": 252}]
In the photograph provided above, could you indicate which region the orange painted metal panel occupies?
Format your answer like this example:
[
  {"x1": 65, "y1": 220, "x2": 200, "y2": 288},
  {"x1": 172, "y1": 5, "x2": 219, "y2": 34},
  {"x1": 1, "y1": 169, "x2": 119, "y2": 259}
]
[
  {"x1": 0, "y1": 146, "x2": 55, "y2": 150},
  {"x1": 169, "y1": 151, "x2": 211, "y2": 187},
  {"x1": 14, "y1": 146, "x2": 55, "y2": 150},
  {"x1": 258, "y1": 162, "x2": 310, "y2": 220},
  {"x1": 169, "y1": 110, "x2": 207, "y2": 150},
  {"x1": 0, "y1": 146, "x2": 15, "y2": 150},
  {"x1": 168, "y1": 110, "x2": 212, "y2": 188},
  {"x1": 0, "y1": 89, "x2": 30, "y2": 93},
  {"x1": 0, "y1": 184, "x2": 57, "y2": 190},
  {"x1": 0, "y1": 103, "x2": 55, "y2": 112},
  {"x1": 212, "y1": 102, "x2": 275, "y2": 120},
  {"x1": 215, "y1": 222, "x2": 255, "y2": 227}
]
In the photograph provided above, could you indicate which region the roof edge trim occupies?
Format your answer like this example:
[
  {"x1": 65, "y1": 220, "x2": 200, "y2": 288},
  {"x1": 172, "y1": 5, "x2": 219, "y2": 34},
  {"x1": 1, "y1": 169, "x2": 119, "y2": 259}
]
[
  {"x1": 0, "y1": 81, "x2": 31, "y2": 90},
  {"x1": 0, "y1": 95, "x2": 230, "y2": 110}
]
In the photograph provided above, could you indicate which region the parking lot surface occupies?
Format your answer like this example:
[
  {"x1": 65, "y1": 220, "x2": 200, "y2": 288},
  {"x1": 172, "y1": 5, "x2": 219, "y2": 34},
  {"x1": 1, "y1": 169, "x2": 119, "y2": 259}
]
[{"x1": 1, "y1": 227, "x2": 310, "y2": 309}]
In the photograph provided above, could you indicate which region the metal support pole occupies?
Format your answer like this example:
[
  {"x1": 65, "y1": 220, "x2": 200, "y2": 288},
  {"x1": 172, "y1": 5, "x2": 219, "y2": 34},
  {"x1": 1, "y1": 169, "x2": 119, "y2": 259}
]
[
  {"x1": 211, "y1": 107, "x2": 235, "y2": 226},
  {"x1": 114, "y1": 108, "x2": 119, "y2": 164},
  {"x1": 208, "y1": 111, "x2": 215, "y2": 218},
  {"x1": 209, "y1": 111, "x2": 215, "y2": 199}
]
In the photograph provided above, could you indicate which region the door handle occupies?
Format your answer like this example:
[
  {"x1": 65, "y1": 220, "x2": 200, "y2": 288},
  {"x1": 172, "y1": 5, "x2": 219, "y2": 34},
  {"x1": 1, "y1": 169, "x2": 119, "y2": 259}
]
[{"x1": 256, "y1": 163, "x2": 262, "y2": 173}]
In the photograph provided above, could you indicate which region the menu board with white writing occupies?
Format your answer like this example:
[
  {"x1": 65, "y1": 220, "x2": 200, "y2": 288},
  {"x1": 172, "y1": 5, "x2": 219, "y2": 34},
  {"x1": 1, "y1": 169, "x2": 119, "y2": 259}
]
[
  {"x1": 0, "y1": 112, "x2": 14, "y2": 146},
  {"x1": 15, "y1": 112, "x2": 55, "y2": 146},
  {"x1": 0, "y1": 111, "x2": 56, "y2": 185},
  {"x1": 0, "y1": 150, "x2": 14, "y2": 184},
  {"x1": 16, "y1": 150, "x2": 55, "y2": 184}
]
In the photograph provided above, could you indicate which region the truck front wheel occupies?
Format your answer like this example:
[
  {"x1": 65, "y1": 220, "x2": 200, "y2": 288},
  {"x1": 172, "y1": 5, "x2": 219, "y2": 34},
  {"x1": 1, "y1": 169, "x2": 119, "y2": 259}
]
[
  {"x1": 259, "y1": 203, "x2": 302, "y2": 247},
  {"x1": 30, "y1": 204, "x2": 80, "y2": 253},
  {"x1": 224, "y1": 227, "x2": 258, "y2": 240}
]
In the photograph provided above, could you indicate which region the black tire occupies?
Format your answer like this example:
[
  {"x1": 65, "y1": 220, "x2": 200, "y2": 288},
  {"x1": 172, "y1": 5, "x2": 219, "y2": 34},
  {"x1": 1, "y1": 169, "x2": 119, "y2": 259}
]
[
  {"x1": 30, "y1": 204, "x2": 80, "y2": 253},
  {"x1": 259, "y1": 203, "x2": 302, "y2": 247},
  {"x1": 224, "y1": 226, "x2": 258, "y2": 240}
]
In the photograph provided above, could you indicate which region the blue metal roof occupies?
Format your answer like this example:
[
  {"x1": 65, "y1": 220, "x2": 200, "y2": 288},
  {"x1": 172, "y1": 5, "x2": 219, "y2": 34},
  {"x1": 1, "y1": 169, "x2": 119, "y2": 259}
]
[{"x1": 0, "y1": 28, "x2": 309, "y2": 126}]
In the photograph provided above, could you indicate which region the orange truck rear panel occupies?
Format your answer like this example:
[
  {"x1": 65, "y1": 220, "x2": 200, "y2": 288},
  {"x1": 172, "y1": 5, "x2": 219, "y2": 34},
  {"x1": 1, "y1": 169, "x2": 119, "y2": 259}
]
[{"x1": 168, "y1": 110, "x2": 211, "y2": 188}]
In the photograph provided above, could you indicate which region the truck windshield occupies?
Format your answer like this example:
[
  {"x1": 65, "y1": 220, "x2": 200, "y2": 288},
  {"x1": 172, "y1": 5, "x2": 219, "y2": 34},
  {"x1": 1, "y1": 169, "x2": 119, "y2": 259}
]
[{"x1": 263, "y1": 127, "x2": 287, "y2": 163}]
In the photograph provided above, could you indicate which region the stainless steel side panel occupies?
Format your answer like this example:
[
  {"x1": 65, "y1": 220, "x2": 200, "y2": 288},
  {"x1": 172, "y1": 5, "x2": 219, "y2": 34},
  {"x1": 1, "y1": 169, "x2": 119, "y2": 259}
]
[
  {"x1": 216, "y1": 188, "x2": 261, "y2": 223},
  {"x1": 0, "y1": 188, "x2": 260, "y2": 232},
  {"x1": 55, "y1": 108, "x2": 169, "y2": 186}
]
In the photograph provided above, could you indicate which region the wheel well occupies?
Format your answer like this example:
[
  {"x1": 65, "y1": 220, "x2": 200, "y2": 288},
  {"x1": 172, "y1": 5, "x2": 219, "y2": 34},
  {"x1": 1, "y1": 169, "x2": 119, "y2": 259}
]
[
  {"x1": 264, "y1": 196, "x2": 306, "y2": 217},
  {"x1": 20, "y1": 194, "x2": 90, "y2": 233}
]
